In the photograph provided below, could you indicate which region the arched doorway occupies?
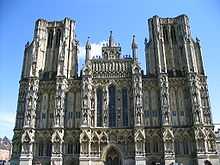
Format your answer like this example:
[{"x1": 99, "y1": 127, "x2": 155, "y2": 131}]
[{"x1": 105, "y1": 146, "x2": 122, "y2": 165}]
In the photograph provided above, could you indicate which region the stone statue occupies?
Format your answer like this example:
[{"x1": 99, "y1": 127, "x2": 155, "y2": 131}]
[
  {"x1": 103, "y1": 111, "x2": 107, "y2": 126},
  {"x1": 83, "y1": 96, "x2": 88, "y2": 108},
  {"x1": 165, "y1": 140, "x2": 173, "y2": 152},
  {"x1": 195, "y1": 110, "x2": 200, "y2": 123},
  {"x1": 91, "y1": 98, "x2": 95, "y2": 109},
  {"x1": 104, "y1": 89, "x2": 108, "y2": 110},
  {"x1": 136, "y1": 112, "x2": 141, "y2": 125},
  {"x1": 55, "y1": 112, "x2": 60, "y2": 126},
  {"x1": 25, "y1": 111, "x2": 31, "y2": 126},
  {"x1": 27, "y1": 97, "x2": 32, "y2": 110},
  {"x1": 192, "y1": 91, "x2": 198, "y2": 104},
  {"x1": 206, "y1": 113, "x2": 211, "y2": 124},
  {"x1": 83, "y1": 112, "x2": 88, "y2": 124},
  {"x1": 162, "y1": 92, "x2": 168, "y2": 106},
  {"x1": 56, "y1": 96, "x2": 62, "y2": 109},
  {"x1": 32, "y1": 63, "x2": 36, "y2": 75},
  {"x1": 136, "y1": 94, "x2": 141, "y2": 107},
  {"x1": 59, "y1": 62, "x2": 64, "y2": 75},
  {"x1": 23, "y1": 143, "x2": 30, "y2": 154},
  {"x1": 164, "y1": 111, "x2": 169, "y2": 124},
  {"x1": 91, "y1": 111, "x2": 94, "y2": 127},
  {"x1": 54, "y1": 142, "x2": 60, "y2": 153}
]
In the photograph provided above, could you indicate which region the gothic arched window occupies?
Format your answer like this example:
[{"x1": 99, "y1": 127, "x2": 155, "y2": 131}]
[
  {"x1": 109, "y1": 85, "x2": 116, "y2": 127},
  {"x1": 153, "y1": 138, "x2": 159, "y2": 153},
  {"x1": 40, "y1": 93, "x2": 48, "y2": 129},
  {"x1": 122, "y1": 88, "x2": 128, "y2": 127},
  {"x1": 96, "y1": 88, "x2": 103, "y2": 127},
  {"x1": 163, "y1": 26, "x2": 168, "y2": 43},
  {"x1": 55, "y1": 29, "x2": 61, "y2": 47},
  {"x1": 145, "y1": 140, "x2": 151, "y2": 153},
  {"x1": 47, "y1": 30, "x2": 53, "y2": 48},
  {"x1": 171, "y1": 26, "x2": 177, "y2": 43},
  {"x1": 183, "y1": 138, "x2": 189, "y2": 154},
  {"x1": 174, "y1": 138, "x2": 181, "y2": 154},
  {"x1": 65, "y1": 92, "x2": 75, "y2": 128}
]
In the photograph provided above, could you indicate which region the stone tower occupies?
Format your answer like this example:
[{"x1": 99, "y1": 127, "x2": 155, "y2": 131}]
[
  {"x1": 11, "y1": 18, "x2": 78, "y2": 165},
  {"x1": 145, "y1": 15, "x2": 219, "y2": 165},
  {"x1": 11, "y1": 15, "x2": 219, "y2": 165}
]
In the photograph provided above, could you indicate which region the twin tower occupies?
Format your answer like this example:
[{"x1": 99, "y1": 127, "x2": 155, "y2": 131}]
[{"x1": 11, "y1": 15, "x2": 219, "y2": 165}]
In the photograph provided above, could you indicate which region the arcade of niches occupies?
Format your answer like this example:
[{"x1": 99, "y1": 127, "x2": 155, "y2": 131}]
[{"x1": 11, "y1": 15, "x2": 219, "y2": 165}]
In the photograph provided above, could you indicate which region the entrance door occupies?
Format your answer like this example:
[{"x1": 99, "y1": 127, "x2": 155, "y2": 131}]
[{"x1": 105, "y1": 147, "x2": 121, "y2": 165}]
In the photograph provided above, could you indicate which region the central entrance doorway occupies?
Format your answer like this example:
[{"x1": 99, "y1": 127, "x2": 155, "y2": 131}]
[{"x1": 105, "y1": 146, "x2": 122, "y2": 165}]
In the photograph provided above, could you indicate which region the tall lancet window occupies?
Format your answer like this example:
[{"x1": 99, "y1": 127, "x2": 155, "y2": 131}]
[
  {"x1": 122, "y1": 88, "x2": 128, "y2": 127},
  {"x1": 55, "y1": 29, "x2": 61, "y2": 47},
  {"x1": 163, "y1": 26, "x2": 168, "y2": 43},
  {"x1": 171, "y1": 26, "x2": 177, "y2": 43},
  {"x1": 47, "y1": 30, "x2": 53, "y2": 48},
  {"x1": 109, "y1": 85, "x2": 116, "y2": 127},
  {"x1": 96, "y1": 88, "x2": 103, "y2": 127}
]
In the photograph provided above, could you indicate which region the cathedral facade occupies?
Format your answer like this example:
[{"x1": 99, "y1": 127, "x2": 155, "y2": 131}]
[{"x1": 11, "y1": 15, "x2": 219, "y2": 165}]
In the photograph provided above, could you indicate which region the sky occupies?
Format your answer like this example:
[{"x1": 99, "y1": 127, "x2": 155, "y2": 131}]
[{"x1": 0, "y1": 0, "x2": 220, "y2": 139}]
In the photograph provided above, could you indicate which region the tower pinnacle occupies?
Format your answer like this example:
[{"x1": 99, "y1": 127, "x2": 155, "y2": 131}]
[
  {"x1": 85, "y1": 37, "x2": 91, "y2": 63},
  {"x1": 131, "y1": 35, "x2": 138, "y2": 59},
  {"x1": 85, "y1": 37, "x2": 91, "y2": 49},
  {"x1": 109, "y1": 31, "x2": 114, "y2": 47},
  {"x1": 132, "y1": 35, "x2": 138, "y2": 49}
]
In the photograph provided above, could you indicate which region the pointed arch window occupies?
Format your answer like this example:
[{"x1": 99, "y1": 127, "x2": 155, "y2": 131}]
[
  {"x1": 163, "y1": 26, "x2": 168, "y2": 43},
  {"x1": 47, "y1": 30, "x2": 53, "y2": 48},
  {"x1": 145, "y1": 140, "x2": 151, "y2": 153},
  {"x1": 96, "y1": 88, "x2": 103, "y2": 127},
  {"x1": 171, "y1": 26, "x2": 177, "y2": 43},
  {"x1": 55, "y1": 29, "x2": 61, "y2": 47},
  {"x1": 183, "y1": 138, "x2": 189, "y2": 154},
  {"x1": 38, "y1": 143, "x2": 44, "y2": 156},
  {"x1": 152, "y1": 137, "x2": 160, "y2": 153},
  {"x1": 122, "y1": 88, "x2": 128, "y2": 127},
  {"x1": 174, "y1": 139, "x2": 181, "y2": 154},
  {"x1": 109, "y1": 85, "x2": 116, "y2": 127},
  {"x1": 67, "y1": 143, "x2": 73, "y2": 154}
]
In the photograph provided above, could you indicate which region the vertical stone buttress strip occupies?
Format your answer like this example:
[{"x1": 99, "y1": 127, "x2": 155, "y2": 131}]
[
  {"x1": 79, "y1": 59, "x2": 92, "y2": 165},
  {"x1": 152, "y1": 16, "x2": 175, "y2": 165},
  {"x1": 184, "y1": 38, "x2": 218, "y2": 164},
  {"x1": 50, "y1": 37, "x2": 69, "y2": 165},
  {"x1": 132, "y1": 59, "x2": 146, "y2": 165},
  {"x1": 20, "y1": 39, "x2": 40, "y2": 165},
  {"x1": 179, "y1": 16, "x2": 206, "y2": 163}
]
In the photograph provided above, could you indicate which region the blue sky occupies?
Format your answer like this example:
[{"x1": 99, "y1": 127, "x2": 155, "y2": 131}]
[{"x1": 0, "y1": 0, "x2": 220, "y2": 139}]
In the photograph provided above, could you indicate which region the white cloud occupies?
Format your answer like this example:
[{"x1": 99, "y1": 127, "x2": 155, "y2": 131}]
[{"x1": 78, "y1": 40, "x2": 106, "y2": 60}]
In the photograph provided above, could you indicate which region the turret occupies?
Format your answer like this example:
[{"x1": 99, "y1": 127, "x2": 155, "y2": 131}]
[
  {"x1": 102, "y1": 31, "x2": 121, "y2": 60},
  {"x1": 85, "y1": 37, "x2": 91, "y2": 63},
  {"x1": 131, "y1": 35, "x2": 138, "y2": 59}
]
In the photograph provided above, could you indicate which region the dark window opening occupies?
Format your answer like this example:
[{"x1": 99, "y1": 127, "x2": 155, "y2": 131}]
[
  {"x1": 171, "y1": 26, "x2": 177, "y2": 43},
  {"x1": 109, "y1": 85, "x2": 116, "y2": 127},
  {"x1": 97, "y1": 88, "x2": 103, "y2": 127},
  {"x1": 163, "y1": 26, "x2": 168, "y2": 43},
  {"x1": 55, "y1": 29, "x2": 61, "y2": 47},
  {"x1": 122, "y1": 88, "x2": 128, "y2": 127},
  {"x1": 47, "y1": 30, "x2": 53, "y2": 48}
]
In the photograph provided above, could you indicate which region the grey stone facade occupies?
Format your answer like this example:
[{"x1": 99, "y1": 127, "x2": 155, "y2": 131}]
[
  {"x1": 215, "y1": 129, "x2": 220, "y2": 164},
  {"x1": 10, "y1": 15, "x2": 219, "y2": 165}
]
